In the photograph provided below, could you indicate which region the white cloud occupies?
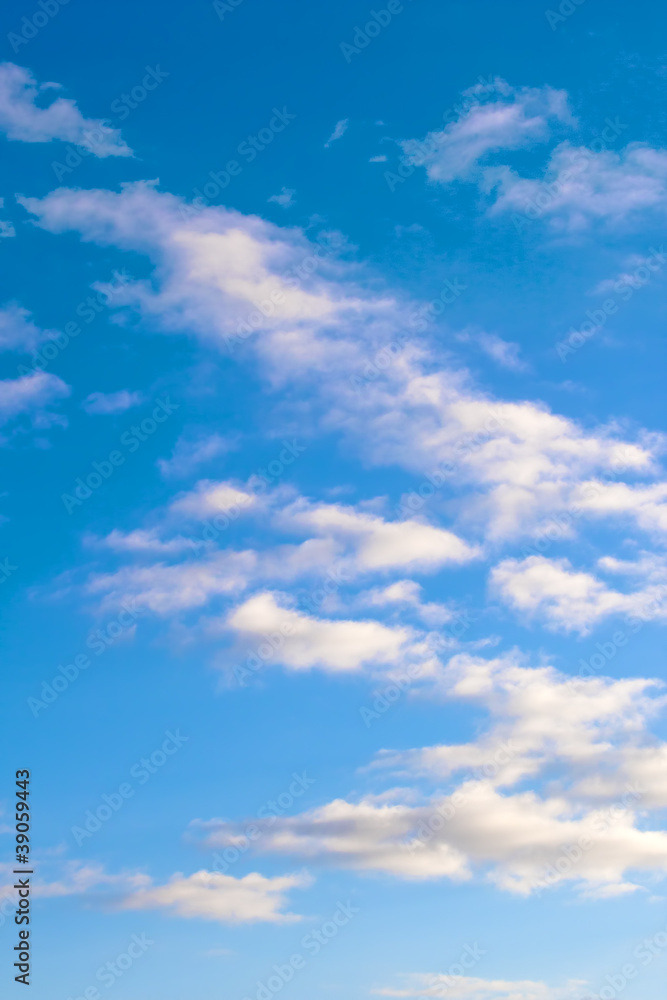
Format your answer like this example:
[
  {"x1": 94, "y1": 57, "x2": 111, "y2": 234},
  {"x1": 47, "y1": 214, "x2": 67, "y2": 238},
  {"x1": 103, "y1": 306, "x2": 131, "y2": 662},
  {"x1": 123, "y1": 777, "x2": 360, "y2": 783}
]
[
  {"x1": 473, "y1": 332, "x2": 528, "y2": 372},
  {"x1": 399, "y1": 78, "x2": 667, "y2": 230},
  {"x1": 158, "y1": 430, "x2": 235, "y2": 478},
  {"x1": 401, "y1": 79, "x2": 571, "y2": 184},
  {"x1": 361, "y1": 580, "x2": 454, "y2": 625},
  {"x1": 343, "y1": 370, "x2": 657, "y2": 542},
  {"x1": 0, "y1": 198, "x2": 14, "y2": 237},
  {"x1": 193, "y1": 654, "x2": 667, "y2": 896},
  {"x1": 33, "y1": 862, "x2": 147, "y2": 899},
  {"x1": 119, "y1": 868, "x2": 310, "y2": 924},
  {"x1": 4, "y1": 858, "x2": 307, "y2": 926},
  {"x1": 95, "y1": 528, "x2": 195, "y2": 556},
  {"x1": 75, "y1": 482, "x2": 481, "y2": 629},
  {"x1": 86, "y1": 549, "x2": 257, "y2": 615},
  {"x1": 169, "y1": 479, "x2": 257, "y2": 518},
  {"x1": 227, "y1": 591, "x2": 417, "y2": 673},
  {"x1": 0, "y1": 370, "x2": 69, "y2": 428},
  {"x1": 18, "y1": 181, "x2": 382, "y2": 366},
  {"x1": 81, "y1": 389, "x2": 144, "y2": 415},
  {"x1": 281, "y1": 500, "x2": 480, "y2": 570},
  {"x1": 375, "y1": 974, "x2": 585, "y2": 1000},
  {"x1": 490, "y1": 555, "x2": 667, "y2": 633},
  {"x1": 574, "y1": 479, "x2": 667, "y2": 537},
  {"x1": 268, "y1": 186, "x2": 295, "y2": 208},
  {"x1": 18, "y1": 180, "x2": 667, "y2": 553},
  {"x1": 591, "y1": 250, "x2": 667, "y2": 295},
  {"x1": 0, "y1": 859, "x2": 149, "y2": 902},
  {"x1": 0, "y1": 62, "x2": 131, "y2": 155},
  {"x1": 381, "y1": 653, "x2": 667, "y2": 799},
  {"x1": 488, "y1": 142, "x2": 667, "y2": 231},
  {"x1": 324, "y1": 118, "x2": 348, "y2": 147},
  {"x1": 0, "y1": 302, "x2": 51, "y2": 352}
]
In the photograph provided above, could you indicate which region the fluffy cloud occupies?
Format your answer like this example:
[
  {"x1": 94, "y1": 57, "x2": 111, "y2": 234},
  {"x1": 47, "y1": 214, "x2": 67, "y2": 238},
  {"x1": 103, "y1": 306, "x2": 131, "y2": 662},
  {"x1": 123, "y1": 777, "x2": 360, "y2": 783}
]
[
  {"x1": 279, "y1": 499, "x2": 480, "y2": 570},
  {"x1": 488, "y1": 142, "x2": 667, "y2": 231},
  {"x1": 574, "y1": 479, "x2": 667, "y2": 537},
  {"x1": 398, "y1": 78, "x2": 667, "y2": 230},
  {"x1": 2, "y1": 858, "x2": 308, "y2": 925},
  {"x1": 18, "y1": 181, "x2": 380, "y2": 367},
  {"x1": 0, "y1": 62, "x2": 131, "y2": 155},
  {"x1": 0, "y1": 369, "x2": 69, "y2": 428},
  {"x1": 19, "y1": 180, "x2": 667, "y2": 566},
  {"x1": 361, "y1": 580, "x2": 454, "y2": 626},
  {"x1": 227, "y1": 591, "x2": 418, "y2": 673},
  {"x1": 380, "y1": 653, "x2": 667, "y2": 800},
  {"x1": 0, "y1": 302, "x2": 51, "y2": 352},
  {"x1": 76, "y1": 480, "x2": 480, "y2": 630},
  {"x1": 345, "y1": 372, "x2": 657, "y2": 542},
  {"x1": 95, "y1": 528, "x2": 196, "y2": 556},
  {"x1": 0, "y1": 304, "x2": 70, "y2": 435},
  {"x1": 192, "y1": 654, "x2": 667, "y2": 896},
  {"x1": 86, "y1": 549, "x2": 257, "y2": 615},
  {"x1": 169, "y1": 479, "x2": 257, "y2": 518},
  {"x1": 490, "y1": 555, "x2": 667, "y2": 633},
  {"x1": 401, "y1": 79, "x2": 572, "y2": 184},
  {"x1": 119, "y1": 869, "x2": 310, "y2": 924}
]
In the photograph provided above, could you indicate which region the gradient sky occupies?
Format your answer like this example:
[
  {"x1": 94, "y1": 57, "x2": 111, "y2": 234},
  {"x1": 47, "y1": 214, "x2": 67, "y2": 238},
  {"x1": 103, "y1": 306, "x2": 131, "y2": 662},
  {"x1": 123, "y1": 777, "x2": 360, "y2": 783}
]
[{"x1": 1, "y1": 1, "x2": 667, "y2": 999}]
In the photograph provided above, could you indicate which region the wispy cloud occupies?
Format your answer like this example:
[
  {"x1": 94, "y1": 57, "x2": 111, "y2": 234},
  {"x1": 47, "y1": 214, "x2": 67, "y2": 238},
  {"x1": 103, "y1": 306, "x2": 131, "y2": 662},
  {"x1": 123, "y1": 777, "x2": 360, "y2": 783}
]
[
  {"x1": 324, "y1": 117, "x2": 349, "y2": 147},
  {"x1": 268, "y1": 186, "x2": 295, "y2": 207},
  {"x1": 0, "y1": 62, "x2": 131, "y2": 155}
]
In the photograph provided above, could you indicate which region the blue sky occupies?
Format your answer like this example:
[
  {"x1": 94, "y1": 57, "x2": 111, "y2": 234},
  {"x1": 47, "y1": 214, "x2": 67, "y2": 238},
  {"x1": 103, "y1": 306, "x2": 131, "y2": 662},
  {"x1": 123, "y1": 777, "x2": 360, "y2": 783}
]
[{"x1": 1, "y1": 1, "x2": 667, "y2": 998}]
